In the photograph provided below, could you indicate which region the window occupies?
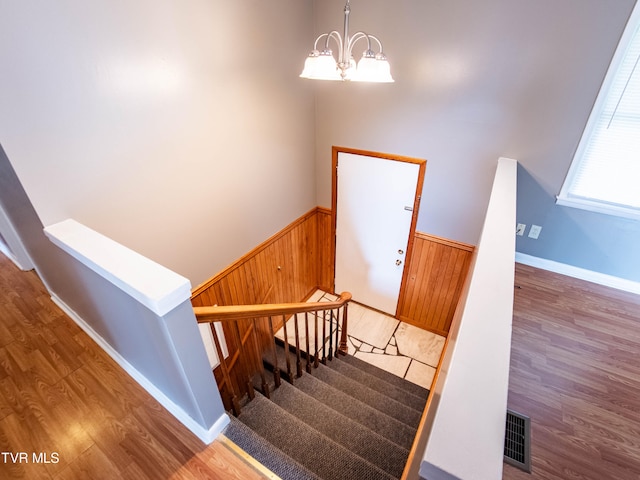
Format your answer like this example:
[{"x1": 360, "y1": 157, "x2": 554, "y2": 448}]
[{"x1": 557, "y1": 5, "x2": 640, "y2": 219}]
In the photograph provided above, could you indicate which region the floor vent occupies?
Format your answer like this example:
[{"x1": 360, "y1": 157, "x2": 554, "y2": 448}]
[{"x1": 504, "y1": 409, "x2": 531, "y2": 473}]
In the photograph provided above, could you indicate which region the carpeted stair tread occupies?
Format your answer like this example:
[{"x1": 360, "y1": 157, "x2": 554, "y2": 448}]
[
  {"x1": 311, "y1": 362, "x2": 422, "y2": 427},
  {"x1": 223, "y1": 416, "x2": 322, "y2": 480},
  {"x1": 326, "y1": 356, "x2": 427, "y2": 412},
  {"x1": 238, "y1": 393, "x2": 396, "y2": 480},
  {"x1": 263, "y1": 345, "x2": 422, "y2": 425},
  {"x1": 337, "y1": 354, "x2": 430, "y2": 399},
  {"x1": 270, "y1": 380, "x2": 409, "y2": 478},
  {"x1": 294, "y1": 372, "x2": 418, "y2": 450}
]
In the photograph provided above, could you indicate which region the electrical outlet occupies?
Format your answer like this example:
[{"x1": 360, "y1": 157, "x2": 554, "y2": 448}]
[
  {"x1": 516, "y1": 223, "x2": 526, "y2": 236},
  {"x1": 528, "y1": 225, "x2": 542, "y2": 239}
]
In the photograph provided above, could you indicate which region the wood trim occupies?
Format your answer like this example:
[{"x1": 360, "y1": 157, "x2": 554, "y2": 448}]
[
  {"x1": 218, "y1": 435, "x2": 281, "y2": 479},
  {"x1": 400, "y1": 330, "x2": 452, "y2": 480},
  {"x1": 400, "y1": 248, "x2": 476, "y2": 480},
  {"x1": 396, "y1": 161, "x2": 426, "y2": 317},
  {"x1": 414, "y1": 231, "x2": 475, "y2": 252},
  {"x1": 330, "y1": 146, "x2": 427, "y2": 316},
  {"x1": 194, "y1": 292, "x2": 352, "y2": 323},
  {"x1": 330, "y1": 149, "x2": 339, "y2": 293},
  {"x1": 333, "y1": 146, "x2": 427, "y2": 166},
  {"x1": 316, "y1": 208, "x2": 334, "y2": 292}
]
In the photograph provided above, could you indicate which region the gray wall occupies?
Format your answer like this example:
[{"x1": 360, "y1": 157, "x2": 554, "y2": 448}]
[
  {"x1": 0, "y1": 0, "x2": 316, "y2": 287},
  {"x1": 312, "y1": 0, "x2": 639, "y2": 281},
  {"x1": 516, "y1": 166, "x2": 640, "y2": 282},
  {"x1": 0, "y1": 144, "x2": 223, "y2": 430},
  {"x1": 2, "y1": 0, "x2": 638, "y2": 288},
  {"x1": 0, "y1": 145, "x2": 73, "y2": 294},
  {"x1": 48, "y1": 253, "x2": 222, "y2": 428}
]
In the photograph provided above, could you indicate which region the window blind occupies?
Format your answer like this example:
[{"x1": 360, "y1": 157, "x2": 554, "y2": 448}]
[{"x1": 558, "y1": 11, "x2": 640, "y2": 218}]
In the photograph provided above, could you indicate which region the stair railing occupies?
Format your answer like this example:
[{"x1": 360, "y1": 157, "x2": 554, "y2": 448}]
[{"x1": 193, "y1": 292, "x2": 352, "y2": 415}]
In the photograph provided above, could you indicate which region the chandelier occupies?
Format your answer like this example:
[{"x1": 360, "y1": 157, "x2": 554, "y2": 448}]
[{"x1": 299, "y1": 0, "x2": 394, "y2": 83}]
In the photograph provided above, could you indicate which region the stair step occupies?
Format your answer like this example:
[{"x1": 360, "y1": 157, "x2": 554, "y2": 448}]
[
  {"x1": 310, "y1": 362, "x2": 423, "y2": 428},
  {"x1": 262, "y1": 342, "x2": 422, "y2": 445},
  {"x1": 264, "y1": 344, "x2": 425, "y2": 417},
  {"x1": 295, "y1": 372, "x2": 418, "y2": 450},
  {"x1": 238, "y1": 393, "x2": 397, "y2": 480},
  {"x1": 326, "y1": 356, "x2": 428, "y2": 412},
  {"x1": 337, "y1": 353, "x2": 430, "y2": 399},
  {"x1": 270, "y1": 380, "x2": 409, "y2": 478},
  {"x1": 223, "y1": 416, "x2": 322, "y2": 480}
]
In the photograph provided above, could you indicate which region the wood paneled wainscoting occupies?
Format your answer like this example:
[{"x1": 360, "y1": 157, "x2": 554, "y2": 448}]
[
  {"x1": 191, "y1": 207, "x2": 333, "y2": 406},
  {"x1": 191, "y1": 208, "x2": 472, "y2": 405},
  {"x1": 398, "y1": 233, "x2": 474, "y2": 336},
  {"x1": 191, "y1": 209, "x2": 472, "y2": 338},
  {"x1": 191, "y1": 207, "x2": 333, "y2": 308}
]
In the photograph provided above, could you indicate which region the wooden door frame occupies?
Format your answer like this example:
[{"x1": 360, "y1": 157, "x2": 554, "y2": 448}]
[{"x1": 330, "y1": 146, "x2": 427, "y2": 317}]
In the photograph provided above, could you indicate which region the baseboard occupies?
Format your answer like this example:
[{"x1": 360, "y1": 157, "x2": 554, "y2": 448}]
[
  {"x1": 0, "y1": 243, "x2": 22, "y2": 270},
  {"x1": 515, "y1": 252, "x2": 640, "y2": 295},
  {"x1": 0, "y1": 206, "x2": 35, "y2": 271},
  {"x1": 50, "y1": 294, "x2": 230, "y2": 444}
]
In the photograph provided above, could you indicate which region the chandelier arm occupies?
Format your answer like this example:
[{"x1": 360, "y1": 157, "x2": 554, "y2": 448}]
[
  {"x1": 312, "y1": 33, "x2": 329, "y2": 51},
  {"x1": 312, "y1": 31, "x2": 344, "y2": 54},
  {"x1": 327, "y1": 31, "x2": 344, "y2": 59},
  {"x1": 365, "y1": 34, "x2": 385, "y2": 54},
  {"x1": 346, "y1": 31, "x2": 369, "y2": 54}
]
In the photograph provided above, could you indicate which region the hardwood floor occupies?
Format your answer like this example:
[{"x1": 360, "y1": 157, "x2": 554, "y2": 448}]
[
  {"x1": 5, "y1": 250, "x2": 640, "y2": 479},
  {"x1": 0, "y1": 254, "x2": 270, "y2": 479},
  {"x1": 504, "y1": 263, "x2": 640, "y2": 480}
]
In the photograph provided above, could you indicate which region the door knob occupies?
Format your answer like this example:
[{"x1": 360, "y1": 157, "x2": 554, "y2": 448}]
[
  {"x1": 397, "y1": 249, "x2": 404, "y2": 255},
  {"x1": 396, "y1": 259, "x2": 402, "y2": 266}
]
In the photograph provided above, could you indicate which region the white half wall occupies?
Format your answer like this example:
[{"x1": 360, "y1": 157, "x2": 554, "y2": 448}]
[
  {"x1": 44, "y1": 218, "x2": 227, "y2": 444},
  {"x1": 420, "y1": 158, "x2": 517, "y2": 479}
]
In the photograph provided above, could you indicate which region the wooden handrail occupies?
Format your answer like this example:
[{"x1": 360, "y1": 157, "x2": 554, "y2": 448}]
[
  {"x1": 194, "y1": 291, "x2": 352, "y2": 416},
  {"x1": 193, "y1": 292, "x2": 352, "y2": 323}
]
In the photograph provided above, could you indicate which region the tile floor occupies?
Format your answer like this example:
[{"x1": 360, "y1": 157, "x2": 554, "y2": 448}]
[{"x1": 276, "y1": 290, "x2": 446, "y2": 390}]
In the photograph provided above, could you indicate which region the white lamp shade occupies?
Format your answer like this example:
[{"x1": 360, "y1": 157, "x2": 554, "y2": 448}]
[
  {"x1": 300, "y1": 50, "x2": 341, "y2": 81},
  {"x1": 352, "y1": 52, "x2": 394, "y2": 83},
  {"x1": 374, "y1": 58, "x2": 394, "y2": 83},
  {"x1": 300, "y1": 54, "x2": 319, "y2": 78},
  {"x1": 300, "y1": 55, "x2": 318, "y2": 78},
  {"x1": 353, "y1": 55, "x2": 378, "y2": 82}
]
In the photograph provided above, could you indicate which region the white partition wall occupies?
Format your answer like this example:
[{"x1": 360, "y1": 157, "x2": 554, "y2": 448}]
[
  {"x1": 44, "y1": 219, "x2": 228, "y2": 444},
  {"x1": 419, "y1": 158, "x2": 517, "y2": 479}
]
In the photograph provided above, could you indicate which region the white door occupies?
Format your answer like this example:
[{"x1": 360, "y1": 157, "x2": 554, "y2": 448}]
[{"x1": 335, "y1": 151, "x2": 421, "y2": 315}]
